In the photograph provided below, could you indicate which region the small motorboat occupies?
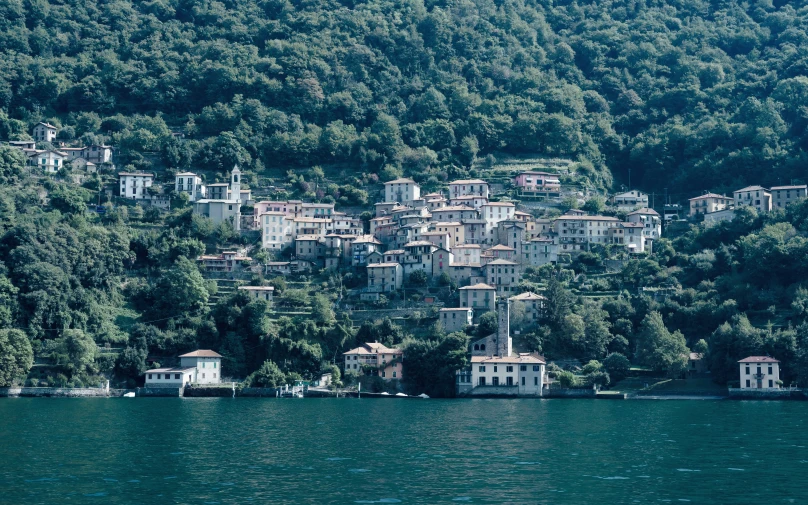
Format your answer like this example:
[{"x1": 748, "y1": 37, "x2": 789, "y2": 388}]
[{"x1": 123, "y1": 392, "x2": 135, "y2": 398}]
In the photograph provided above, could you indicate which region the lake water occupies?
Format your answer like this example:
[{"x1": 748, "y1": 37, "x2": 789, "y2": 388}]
[{"x1": 1, "y1": 398, "x2": 807, "y2": 504}]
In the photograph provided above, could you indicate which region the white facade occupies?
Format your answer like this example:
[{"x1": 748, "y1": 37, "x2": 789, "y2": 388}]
[
  {"x1": 739, "y1": 356, "x2": 781, "y2": 390},
  {"x1": 144, "y1": 367, "x2": 196, "y2": 387},
  {"x1": 470, "y1": 355, "x2": 545, "y2": 393},
  {"x1": 611, "y1": 190, "x2": 648, "y2": 210},
  {"x1": 262, "y1": 212, "x2": 293, "y2": 250},
  {"x1": 30, "y1": 150, "x2": 68, "y2": 173},
  {"x1": 238, "y1": 285, "x2": 274, "y2": 303},
  {"x1": 119, "y1": 173, "x2": 155, "y2": 200},
  {"x1": 175, "y1": 172, "x2": 206, "y2": 202},
  {"x1": 627, "y1": 208, "x2": 662, "y2": 240},
  {"x1": 449, "y1": 179, "x2": 489, "y2": 199},
  {"x1": 367, "y1": 262, "x2": 403, "y2": 292},
  {"x1": 194, "y1": 200, "x2": 241, "y2": 231},
  {"x1": 179, "y1": 350, "x2": 223, "y2": 384},
  {"x1": 384, "y1": 178, "x2": 421, "y2": 203},
  {"x1": 33, "y1": 122, "x2": 57, "y2": 143},
  {"x1": 343, "y1": 342, "x2": 403, "y2": 380},
  {"x1": 734, "y1": 186, "x2": 772, "y2": 213}
]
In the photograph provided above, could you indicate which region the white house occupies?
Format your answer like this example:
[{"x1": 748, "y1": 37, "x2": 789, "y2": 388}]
[
  {"x1": 144, "y1": 367, "x2": 196, "y2": 387},
  {"x1": 119, "y1": 172, "x2": 155, "y2": 199},
  {"x1": 384, "y1": 178, "x2": 421, "y2": 203},
  {"x1": 739, "y1": 356, "x2": 781, "y2": 390},
  {"x1": 175, "y1": 172, "x2": 206, "y2": 202},
  {"x1": 261, "y1": 211, "x2": 293, "y2": 250},
  {"x1": 611, "y1": 190, "x2": 648, "y2": 211},
  {"x1": 734, "y1": 186, "x2": 772, "y2": 213},
  {"x1": 367, "y1": 262, "x2": 403, "y2": 292},
  {"x1": 29, "y1": 149, "x2": 68, "y2": 173},
  {"x1": 33, "y1": 122, "x2": 57, "y2": 143},
  {"x1": 179, "y1": 350, "x2": 223, "y2": 385},
  {"x1": 193, "y1": 167, "x2": 242, "y2": 230},
  {"x1": 238, "y1": 285, "x2": 274, "y2": 303},
  {"x1": 449, "y1": 179, "x2": 489, "y2": 199}
]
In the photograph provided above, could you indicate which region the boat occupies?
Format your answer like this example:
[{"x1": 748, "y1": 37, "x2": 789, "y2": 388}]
[{"x1": 123, "y1": 392, "x2": 135, "y2": 398}]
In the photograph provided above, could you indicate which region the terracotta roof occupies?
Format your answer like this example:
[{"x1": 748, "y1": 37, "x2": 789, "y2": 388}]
[
  {"x1": 384, "y1": 178, "x2": 417, "y2": 184},
  {"x1": 440, "y1": 307, "x2": 472, "y2": 312},
  {"x1": 179, "y1": 350, "x2": 222, "y2": 358},
  {"x1": 118, "y1": 172, "x2": 154, "y2": 177},
  {"x1": 175, "y1": 172, "x2": 198, "y2": 176},
  {"x1": 483, "y1": 202, "x2": 516, "y2": 207},
  {"x1": 486, "y1": 259, "x2": 518, "y2": 265},
  {"x1": 432, "y1": 205, "x2": 477, "y2": 212},
  {"x1": 489, "y1": 244, "x2": 515, "y2": 251},
  {"x1": 628, "y1": 207, "x2": 660, "y2": 216},
  {"x1": 459, "y1": 283, "x2": 496, "y2": 290},
  {"x1": 238, "y1": 286, "x2": 275, "y2": 291},
  {"x1": 452, "y1": 244, "x2": 481, "y2": 249},
  {"x1": 555, "y1": 215, "x2": 619, "y2": 221},
  {"x1": 471, "y1": 354, "x2": 546, "y2": 364},
  {"x1": 383, "y1": 249, "x2": 405, "y2": 254},
  {"x1": 145, "y1": 367, "x2": 196, "y2": 374},
  {"x1": 738, "y1": 356, "x2": 780, "y2": 363},
  {"x1": 450, "y1": 179, "x2": 487, "y2": 185},
  {"x1": 510, "y1": 292, "x2": 547, "y2": 301},
  {"x1": 404, "y1": 240, "x2": 435, "y2": 247}
]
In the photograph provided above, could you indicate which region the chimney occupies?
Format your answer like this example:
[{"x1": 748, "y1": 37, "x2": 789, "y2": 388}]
[{"x1": 496, "y1": 299, "x2": 511, "y2": 357}]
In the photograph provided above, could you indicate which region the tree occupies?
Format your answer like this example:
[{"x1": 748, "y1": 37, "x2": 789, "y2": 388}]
[
  {"x1": 636, "y1": 312, "x2": 689, "y2": 377},
  {"x1": 245, "y1": 360, "x2": 287, "y2": 388},
  {"x1": 115, "y1": 346, "x2": 147, "y2": 380},
  {"x1": 311, "y1": 293, "x2": 336, "y2": 325},
  {"x1": 407, "y1": 269, "x2": 428, "y2": 287},
  {"x1": 603, "y1": 352, "x2": 631, "y2": 382},
  {"x1": 64, "y1": 329, "x2": 97, "y2": 377},
  {"x1": 0, "y1": 146, "x2": 25, "y2": 182},
  {"x1": 0, "y1": 329, "x2": 33, "y2": 386},
  {"x1": 555, "y1": 370, "x2": 578, "y2": 387},
  {"x1": 50, "y1": 185, "x2": 88, "y2": 215},
  {"x1": 544, "y1": 278, "x2": 575, "y2": 326},
  {"x1": 692, "y1": 339, "x2": 709, "y2": 355},
  {"x1": 582, "y1": 196, "x2": 605, "y2": 214},
  {"x1": 477, "y1": 311, "x2": 498, "y2": 336},
  {"x1": 149, "y1": 256, "x2": 209, "y2": 321},
  {"x1": 402, "y1": 332, "x2": 469, "y2": 397}
]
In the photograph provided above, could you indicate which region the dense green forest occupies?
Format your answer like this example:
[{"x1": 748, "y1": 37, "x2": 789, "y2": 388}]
[
  {"x1": 2, "y1": 0, "x2": 808, "y2": 192},
  {"x1": 2, "y1": 0, "x2": 808, "y2": 393}
]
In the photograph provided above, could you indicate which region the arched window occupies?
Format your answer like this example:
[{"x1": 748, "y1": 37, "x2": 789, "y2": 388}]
[
  {"x1": 480, "y1": 344, "x2": 486, "y2": 351},
  {"x1": 473, "y1": 344, "x2": 479, "y2": 351}
]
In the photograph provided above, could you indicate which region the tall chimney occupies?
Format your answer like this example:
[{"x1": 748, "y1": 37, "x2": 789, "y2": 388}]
[{"x1": 497, "y1": 299, "x2": 511, "y2": 357}]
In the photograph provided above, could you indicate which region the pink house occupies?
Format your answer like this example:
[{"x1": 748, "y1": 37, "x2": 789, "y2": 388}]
[{"x1": 513, "y1": 171, "x2": 561, "y2": 199}]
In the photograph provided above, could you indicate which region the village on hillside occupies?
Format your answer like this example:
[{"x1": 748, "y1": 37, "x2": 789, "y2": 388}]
[{"x1": 4, "y1": 122, "x2": 802, "y2": 398}]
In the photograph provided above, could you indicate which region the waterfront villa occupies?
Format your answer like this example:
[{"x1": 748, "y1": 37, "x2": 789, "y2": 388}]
[
  {"x1": 144, "y1": 350, "x2": 222, "y2": 387},
  {"x1": 343, "y1": 342, "x2": 403, "y2": 381},
  {"x1": 456, "y1": 300, "x2": 545, "y2": 396},
  {"x1": 144, "y1": 366, "x2": 197, "y2": 387},
  {"x1": 739, "y1": 356, "x2": 781, "y2": 390}
]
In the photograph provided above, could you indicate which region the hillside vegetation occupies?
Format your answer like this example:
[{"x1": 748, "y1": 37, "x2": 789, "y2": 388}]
[{"x1": 2, "y1": 0, "x2": 808, "y2": 192}]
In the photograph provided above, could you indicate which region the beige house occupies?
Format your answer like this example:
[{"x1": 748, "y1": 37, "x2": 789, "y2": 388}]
[
  {"x1": 343, "y1": 342, "x2": 403, "y2": 381},
  {"x1": 771, "y1": 185, "x2": 808, "y2": 209},
  {"x1": 179, "y1": 350, "x2": 223, "y2": 384},
  {"x1": 367, "y1": 262, "x2": 403, "y2": 292},
  {"x1": 688, "y1": 193, "x2": 733, "y2": 216},
  {"x1": 194, "y1": 200, "x2": 242, "y2": 230},
  {"x1": 523, "y1": 238, "x2": 557, "y2": 266},
  {"x1": 384, "y1": 178, "x2": 421, "y2": 203},
  {"x1": 459, "y1": 283, "x2": 496, "y2": 313},
  {"x1": 452, "y1": 244, "x2": 481, "y2": 265},
  {"x1": 734, "y1": 186, "x2": 772, "y2": 213},
  {"x1": 430, "y1": 221, "x2": 465, "y2": 247},
  {"x1": 553, "y1": 215, "x2": 620, "y2": 252},
  {"x1": 739, "y1": 356, "x2": 781, "y2": 390},
  {"x1": 483, "y1": 259, "x2": 521, "y2": 295},
  {"x1": 509, "y1": 292, "x2": 547, "y2": 324},
  {"x1": 449, "y1": 179, "x2": 489, "y2": 199},
  {"x1": 33, "y1": 122, "x2": 57, "y2": 143},
  {"x1": 439, "y1": 308, "x2": 473, "y2": 332},
  {"x1": 238, "y1": 285, "x2": 274, "y2": 303}
]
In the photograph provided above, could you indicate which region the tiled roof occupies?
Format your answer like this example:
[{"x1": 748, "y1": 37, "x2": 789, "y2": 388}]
[
  {"x1": 179, "y1": 350, "x2": 223, "y2": 358},
  {"x1": 738, "y1": 356, "x2": 780, "y2": 363},
  {"x1": 459, "y1": 283, "x2": 496, "y2": 290},
  {"x1": 471, "y1": 354, "x2": 546, "y2": 364}
]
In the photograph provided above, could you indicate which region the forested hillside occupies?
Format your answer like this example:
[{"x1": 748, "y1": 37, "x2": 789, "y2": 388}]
[{"x1": 2, "y1": 0, "x2": 808, "y2": 192}]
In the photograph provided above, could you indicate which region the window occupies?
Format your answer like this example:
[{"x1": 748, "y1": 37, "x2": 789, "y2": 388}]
[
  {"x1": 157, "y1": 374, "x2": 162, "y2": 380},
  {"x1": 148, "y1": 374, "x2": 152, "y2": 380},
  {"x1": 768, "y1": 380, "x2": 773, "y2": 388},
  {"x1": 521, "y1": 377, "x2": 525, "y2": 386},
  {"x1": 533, "y1": 366, "x2": 540, "y2": 372},
  {"x1": 768, "y1": 366, "x2": 772, "y2": 375},
  {"x1": 393, "y1": 372, "x2": 397, "y2": 378},
  {"x1": 382, "y1": 371, "x2": 386, "y2": 377},
  {"x1": 506, "y1": 377, "x2": 513, "y2": 386},
  {"x1": 745, "y1": 366, "x2": 750, "y2": 375},
  {"x1": 479, "y1": 377, "x2": 486, "y2": 386},
  {"x1": 174, "y1": 374, "x2": 181, "y2": 380},
  {"x1": 506, "y1": 366, "x2": 513, "y2": 372},
  {"x1": 534, "y1": 377, "x2": 538, "y2": 386},
  {"x1": 493, "y1": 366, "x2": 498, "y2": 372},
  {"x1": 520, "y1": 365, "x2": 527, "y2": 371},
  {"x1": 202, "y1": 373, "x2": 205, "y2": 379}
]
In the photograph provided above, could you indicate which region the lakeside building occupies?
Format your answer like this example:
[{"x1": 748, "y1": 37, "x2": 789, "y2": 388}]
[
  {"x1": 343, "y1": 342, "x2": 403, "y2": 380},
  {"x1": 739, "y1": 356, "x2": 781, "y2": 390},
  {"x1": 456, "y1": 300, "x2": 545, "y2": 396},
  {"x1": 144, "y1": 349, "x2": 223, "y2": 387}
]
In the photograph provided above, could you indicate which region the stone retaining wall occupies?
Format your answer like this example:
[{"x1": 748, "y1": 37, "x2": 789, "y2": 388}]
[
  {"x1": 238, "y1": 387, "x2": 283, "y2": 397},
  {"x1": 727, "y1": 388, "x2": 805, "y2": 400},
  {"x1": 0, "y1": 387, "x2": 133, "y2": 398},
  {"x1": 184, "y1": 387, "x2": 236, "y2": 397},
  {"x1": 136, "y1": 387, "x2": 183, "y2": 397},
  {"x1": 543, "y1": 388, "x2": 597, "y2": 398}
]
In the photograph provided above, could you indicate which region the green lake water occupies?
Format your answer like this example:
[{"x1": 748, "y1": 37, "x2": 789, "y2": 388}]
[{"x1": 1, "y1": 398, "x2": 807, "y2": 504}]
